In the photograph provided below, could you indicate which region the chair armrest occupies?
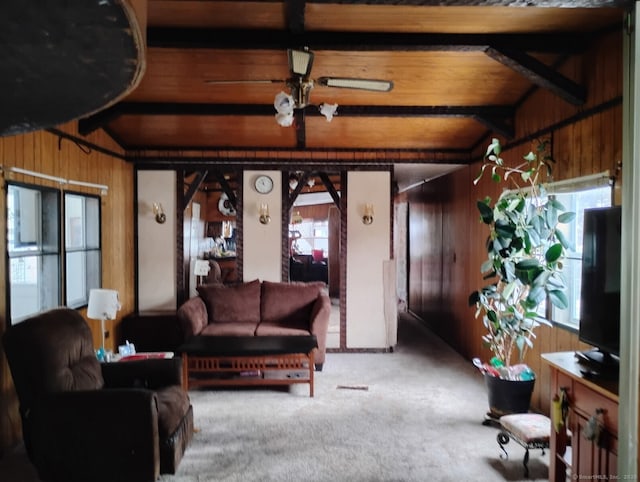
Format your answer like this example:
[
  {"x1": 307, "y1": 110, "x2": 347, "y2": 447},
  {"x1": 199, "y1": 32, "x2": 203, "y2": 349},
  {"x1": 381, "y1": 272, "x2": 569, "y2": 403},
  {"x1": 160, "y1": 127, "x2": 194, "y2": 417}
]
[
  {"x1": 177, "y1": 296, "x2": 208, "y2": 339},
  {"x1": 101, "y1": 358, "x2": 183, "y2": 389},
  {"x1": 309, "y1": 292, "x2": 331, "y2": 363},
  {"x1": 31, "y1": 389, "x2": 160, "y2": 482}
]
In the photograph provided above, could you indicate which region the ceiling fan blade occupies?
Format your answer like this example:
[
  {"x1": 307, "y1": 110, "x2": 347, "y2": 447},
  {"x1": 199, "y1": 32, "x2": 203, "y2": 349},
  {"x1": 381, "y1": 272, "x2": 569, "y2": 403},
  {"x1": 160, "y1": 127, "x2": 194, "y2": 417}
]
[
  {"x1": 316, "y1": 77, "x2": 393, "y2": 92},
  {"x1": 204, "y1": 79, "x2": 284, "y2": 85}
]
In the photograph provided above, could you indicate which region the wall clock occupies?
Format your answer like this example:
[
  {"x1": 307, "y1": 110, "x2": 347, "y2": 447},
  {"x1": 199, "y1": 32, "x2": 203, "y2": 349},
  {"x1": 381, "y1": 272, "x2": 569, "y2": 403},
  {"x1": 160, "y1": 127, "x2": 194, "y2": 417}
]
[{"x1": 254, "y1": 175, "x2": 274, "y2": 194}]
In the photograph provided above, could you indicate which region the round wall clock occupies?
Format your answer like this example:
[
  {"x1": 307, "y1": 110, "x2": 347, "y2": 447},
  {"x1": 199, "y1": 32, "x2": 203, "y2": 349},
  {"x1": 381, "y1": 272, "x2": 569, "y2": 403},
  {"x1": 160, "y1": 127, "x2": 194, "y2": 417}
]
[{"x1": 254, "y1": 175, "x2": 274, "y2": 194}]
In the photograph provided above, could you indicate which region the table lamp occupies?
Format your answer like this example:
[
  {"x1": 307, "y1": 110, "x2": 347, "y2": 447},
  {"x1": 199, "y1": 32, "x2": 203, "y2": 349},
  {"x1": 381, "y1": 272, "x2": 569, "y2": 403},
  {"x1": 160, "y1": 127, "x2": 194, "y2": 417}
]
[
  {"x1": 193, "y1": 259, "x2": 211, "y2": 286},
  {"x1": 87, "y1": 288, "x2": 121, "y2": 359}
]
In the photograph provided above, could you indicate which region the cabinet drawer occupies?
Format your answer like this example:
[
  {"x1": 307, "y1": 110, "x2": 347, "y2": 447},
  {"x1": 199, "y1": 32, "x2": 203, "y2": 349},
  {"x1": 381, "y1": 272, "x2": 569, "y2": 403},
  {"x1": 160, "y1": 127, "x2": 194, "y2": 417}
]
[{"x1": 572, "y1": 382, "x2": 618, "y2": 433}]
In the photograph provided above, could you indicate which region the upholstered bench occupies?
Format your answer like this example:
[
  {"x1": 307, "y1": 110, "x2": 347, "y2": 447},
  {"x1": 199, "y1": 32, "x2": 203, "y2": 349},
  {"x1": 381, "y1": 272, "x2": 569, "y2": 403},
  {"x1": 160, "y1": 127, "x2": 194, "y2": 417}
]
[{"x1": 497, "y1": 413, "x2": 551, "y2": 477}]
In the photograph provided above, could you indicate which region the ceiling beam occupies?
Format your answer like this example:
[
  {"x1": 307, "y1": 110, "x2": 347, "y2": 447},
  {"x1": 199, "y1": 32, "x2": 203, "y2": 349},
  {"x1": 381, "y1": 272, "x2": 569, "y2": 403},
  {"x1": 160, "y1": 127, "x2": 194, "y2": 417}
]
[
  {"x1": 485, "y1": 46, "x2": 586, "y2": 105},
  {"x1": 306, "y1": 0, "x2": 628, "y2": 5},
  {"x1": 82, "y1": 102, "x2": 515, "y2": 117},
  {"x1": 78, "y1": 103, "x2": 515, "y2": 139},
  {"x1": 318, "y1": 172, "x2": 341, "y2": 210},
  {"x1": 183, "y1": 170, "x2": 208, "y2": 207},
  {"x1": 286, "y1": 0, "x2": 306, "y2": 35},
  {"x1": 146, "y1": 29, "x2": 591, "y2": 54},
  {"x1": 210, "y1": 168, "x2": 237, "y2": 208},
  {"x1": 78, "y1": 103, "x2": 515, "y2": 136}
]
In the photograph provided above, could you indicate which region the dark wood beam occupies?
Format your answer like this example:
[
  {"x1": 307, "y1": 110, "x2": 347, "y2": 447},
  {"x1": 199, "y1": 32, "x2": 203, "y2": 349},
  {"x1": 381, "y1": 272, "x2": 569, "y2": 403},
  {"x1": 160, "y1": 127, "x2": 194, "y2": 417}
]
[
  {"x1": 83, "y1": 102, "x2": 514, "y2": 117},
  {"x1": 286, "y1": 0, "x2": 306, "y2": 35},
  {"x1": 318, "y1": 172, "x2": 341, "y2": 210},
  {"x1": 79, "y1": 102, "x2": 515, "y2": 137},
  {"x1": 485, "y1": 46, "x2": 586, "y2": 105},
  {"x1": 306, "y1": 0, "x2": 628, "y2": 6},
  {"x1": 210, "y1": 168, "x2": 238, "y2": 208},
  {"x1": 183, "y1": 170, "x2": 208, "y2": 207},
  {"x1": 472, "y1": 115, "x2": 514, "y2": 140},
  {"x1": 294, "y1": 110, "x2": 306, "y2": 149},
  {"x1": 146, "y1": 29, "x2": 591, "y2": 54}
]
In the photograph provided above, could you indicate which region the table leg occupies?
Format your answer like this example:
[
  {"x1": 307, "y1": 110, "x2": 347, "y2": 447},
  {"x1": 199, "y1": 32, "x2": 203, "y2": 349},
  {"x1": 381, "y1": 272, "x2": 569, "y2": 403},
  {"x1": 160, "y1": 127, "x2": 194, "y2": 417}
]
[
  {"x1": 182, "y1": 353, "x2": 189, "y2": 391},
  {"x1": 309, "y1": 350, "x2": 315, "y2": 397}
]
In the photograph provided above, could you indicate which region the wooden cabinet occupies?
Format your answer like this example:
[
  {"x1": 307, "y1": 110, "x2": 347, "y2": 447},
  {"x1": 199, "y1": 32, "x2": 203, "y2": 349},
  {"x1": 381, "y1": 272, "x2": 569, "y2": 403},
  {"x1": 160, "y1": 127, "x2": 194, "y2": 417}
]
[{"x1": 542, "y1": 352, "x2": 619, "y2": 482}]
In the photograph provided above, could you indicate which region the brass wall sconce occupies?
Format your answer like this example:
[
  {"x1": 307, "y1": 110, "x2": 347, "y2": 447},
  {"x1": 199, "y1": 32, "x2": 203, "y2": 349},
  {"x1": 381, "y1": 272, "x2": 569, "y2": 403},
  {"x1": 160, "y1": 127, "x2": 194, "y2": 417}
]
[
  {"x1": 362, "y1": 203, "x2": 374, "y2": 225},
  {"x1": 153, "y1": 202, "x2": 166, "y2": 224},
  {"x1": 259, "y1": 203, "x2": 271, "y2": 225}
]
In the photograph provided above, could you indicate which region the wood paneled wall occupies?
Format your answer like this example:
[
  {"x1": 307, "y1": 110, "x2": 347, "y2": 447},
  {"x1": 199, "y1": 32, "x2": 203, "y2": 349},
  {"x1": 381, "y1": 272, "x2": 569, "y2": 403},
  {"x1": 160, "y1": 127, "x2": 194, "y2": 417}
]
[
  {"x1": 0, "y1": 122, "x2": 134, "y2": 453},
  {"x1": 405, "y1": 29, "x2": 623, "y2": 415}
]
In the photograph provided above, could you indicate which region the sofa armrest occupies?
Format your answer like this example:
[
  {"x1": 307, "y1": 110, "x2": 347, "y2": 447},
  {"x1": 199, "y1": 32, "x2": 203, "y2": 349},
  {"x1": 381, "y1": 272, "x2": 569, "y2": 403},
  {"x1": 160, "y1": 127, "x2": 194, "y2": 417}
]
[
  {"x1": 177, "y1": 296, "x2": 208, "y2": 339},
  {"x1": 31, "y1": 389, "x2": 160, "y2": 482},
  {"x1": 309, "y1": 292, "x2": 331, "y2": 365},
  {"x1": 101, "y1": 358, "x2": 183, "y2": 389}
]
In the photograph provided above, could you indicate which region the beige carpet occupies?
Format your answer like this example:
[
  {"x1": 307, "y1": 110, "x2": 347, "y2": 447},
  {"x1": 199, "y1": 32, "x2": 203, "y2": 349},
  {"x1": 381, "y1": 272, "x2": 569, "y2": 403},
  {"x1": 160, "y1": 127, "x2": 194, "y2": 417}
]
[{"x1": 0, "y1": 313, "x2": 549, "y2": 482}]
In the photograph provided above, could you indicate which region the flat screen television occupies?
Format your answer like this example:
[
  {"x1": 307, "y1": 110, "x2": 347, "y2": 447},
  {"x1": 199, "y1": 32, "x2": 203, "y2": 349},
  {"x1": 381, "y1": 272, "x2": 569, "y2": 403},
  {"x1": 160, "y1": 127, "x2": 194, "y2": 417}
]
[{"x1": 578, "y1": 205, "x2": 621, "y2": 368}]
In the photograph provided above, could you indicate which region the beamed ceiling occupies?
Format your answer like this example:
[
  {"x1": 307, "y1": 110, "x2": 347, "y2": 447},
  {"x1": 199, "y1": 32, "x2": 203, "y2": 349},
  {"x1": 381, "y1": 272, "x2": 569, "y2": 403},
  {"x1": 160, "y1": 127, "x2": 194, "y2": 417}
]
[{"x1": 72, "y1": 0, "x2": 628, "y2": 187}]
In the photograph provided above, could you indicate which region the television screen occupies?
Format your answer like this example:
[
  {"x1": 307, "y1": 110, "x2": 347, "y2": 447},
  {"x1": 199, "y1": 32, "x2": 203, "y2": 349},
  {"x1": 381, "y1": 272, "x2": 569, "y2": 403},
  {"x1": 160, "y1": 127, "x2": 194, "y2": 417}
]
[{"x1": 578, "y1": 205, "x2": 621, "y2": 365}]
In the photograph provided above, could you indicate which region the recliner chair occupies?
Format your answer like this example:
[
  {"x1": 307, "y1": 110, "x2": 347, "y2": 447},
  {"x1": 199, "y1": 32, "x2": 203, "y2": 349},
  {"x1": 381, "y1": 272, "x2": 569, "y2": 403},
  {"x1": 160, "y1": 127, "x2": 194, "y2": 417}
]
[{"x1": 2, "y1": 307, "x2": 193, "y2": 482}]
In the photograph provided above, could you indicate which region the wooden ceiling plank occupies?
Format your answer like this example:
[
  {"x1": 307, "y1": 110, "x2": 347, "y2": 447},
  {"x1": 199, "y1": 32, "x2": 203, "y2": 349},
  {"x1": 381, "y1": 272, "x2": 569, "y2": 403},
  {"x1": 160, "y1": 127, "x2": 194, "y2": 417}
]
[{"x1": 485, "y1": 46, "x2": 586, "y2": 105}]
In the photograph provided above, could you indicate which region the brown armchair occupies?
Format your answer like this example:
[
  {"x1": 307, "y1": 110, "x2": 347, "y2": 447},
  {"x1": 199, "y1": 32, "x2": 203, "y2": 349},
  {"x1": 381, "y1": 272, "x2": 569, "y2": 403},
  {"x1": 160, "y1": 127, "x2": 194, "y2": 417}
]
[{"x1": 2, "y1": 308, "x2": 194, "y2": 482}]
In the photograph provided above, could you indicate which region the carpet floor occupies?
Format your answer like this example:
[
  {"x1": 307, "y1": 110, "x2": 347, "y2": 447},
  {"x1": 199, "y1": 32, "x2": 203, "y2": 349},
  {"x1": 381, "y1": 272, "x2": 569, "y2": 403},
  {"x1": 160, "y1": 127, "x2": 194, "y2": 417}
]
[{"x1": 0, "y1": 313, "x2": 549, "y2": 481}]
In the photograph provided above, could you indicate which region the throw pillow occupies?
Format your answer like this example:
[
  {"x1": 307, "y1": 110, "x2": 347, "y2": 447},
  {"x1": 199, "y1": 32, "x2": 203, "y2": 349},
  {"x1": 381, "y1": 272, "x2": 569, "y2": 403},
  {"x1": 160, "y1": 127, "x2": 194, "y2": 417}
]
[
  {"x1": 197, "y1": 279, "x2": 261, "y2": 324},
  {"x1": 260, "y1": 281, "x2": 325, "y2": 325}
]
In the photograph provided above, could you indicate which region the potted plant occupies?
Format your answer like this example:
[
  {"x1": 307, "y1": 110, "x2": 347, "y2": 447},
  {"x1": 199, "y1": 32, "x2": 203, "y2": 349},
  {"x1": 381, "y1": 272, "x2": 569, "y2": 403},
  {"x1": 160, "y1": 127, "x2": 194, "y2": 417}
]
[{"x1": 469, "y1": 138, "x2": 575, "y2": 421}]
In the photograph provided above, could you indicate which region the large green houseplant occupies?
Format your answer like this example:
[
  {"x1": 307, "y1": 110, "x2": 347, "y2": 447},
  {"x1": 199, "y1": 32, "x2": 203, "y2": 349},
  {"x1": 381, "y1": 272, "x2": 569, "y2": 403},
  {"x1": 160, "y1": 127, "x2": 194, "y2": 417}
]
[{"x1": 470, "y1": 138, "x2": 575, "y2": 417}]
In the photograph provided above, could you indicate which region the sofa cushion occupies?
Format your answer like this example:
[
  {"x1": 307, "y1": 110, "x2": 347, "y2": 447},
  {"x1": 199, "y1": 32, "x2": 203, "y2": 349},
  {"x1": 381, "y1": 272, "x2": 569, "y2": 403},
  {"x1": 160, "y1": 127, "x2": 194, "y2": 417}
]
[
  {"x1": 200, "y1": 322, "x2": 257, "y2": 336},
  {"x1": 254, "y1": 323, "x2": 310, "y2": 336},
  {"x1": 197, "y1": 279, "x2": 261, "y2": 325},
  {"x1": 260, "y1": 281, "x2": 325, "y2": 329}
]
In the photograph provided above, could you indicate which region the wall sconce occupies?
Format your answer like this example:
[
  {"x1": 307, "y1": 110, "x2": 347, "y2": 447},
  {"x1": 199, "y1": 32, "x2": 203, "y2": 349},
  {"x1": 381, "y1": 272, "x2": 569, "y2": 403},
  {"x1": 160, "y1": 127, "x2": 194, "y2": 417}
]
[
  {"x1": 362, "y1": 203, "x2": 374, "y2": 225},
  {"x1": 259, "y1": 203, "x2": 271, "y2": 225},
  {"x1": 152, "y1": 202, "x2": 166, "y2": 224}
]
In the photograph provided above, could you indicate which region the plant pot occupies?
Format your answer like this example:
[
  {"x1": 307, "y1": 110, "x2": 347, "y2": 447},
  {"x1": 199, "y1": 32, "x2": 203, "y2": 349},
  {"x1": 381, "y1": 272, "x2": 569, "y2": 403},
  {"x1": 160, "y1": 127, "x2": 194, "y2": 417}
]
[{"x1": 483, "y1": 372, "x2": 535, "y2": 420}]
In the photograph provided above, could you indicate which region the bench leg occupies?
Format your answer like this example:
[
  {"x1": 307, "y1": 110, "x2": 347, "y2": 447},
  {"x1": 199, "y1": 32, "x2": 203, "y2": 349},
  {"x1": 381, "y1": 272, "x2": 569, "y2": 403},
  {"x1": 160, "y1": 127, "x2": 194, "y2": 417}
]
[{"x1": 497, "y1": 432, "x2": 509, "y2": 460}]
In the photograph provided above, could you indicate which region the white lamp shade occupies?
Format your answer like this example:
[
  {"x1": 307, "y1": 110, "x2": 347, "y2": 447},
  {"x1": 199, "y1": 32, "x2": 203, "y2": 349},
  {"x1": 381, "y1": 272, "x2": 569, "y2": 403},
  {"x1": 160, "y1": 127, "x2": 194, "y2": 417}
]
[{"x1": 87, "y1": 289, "x2": 121, "y2": 320}]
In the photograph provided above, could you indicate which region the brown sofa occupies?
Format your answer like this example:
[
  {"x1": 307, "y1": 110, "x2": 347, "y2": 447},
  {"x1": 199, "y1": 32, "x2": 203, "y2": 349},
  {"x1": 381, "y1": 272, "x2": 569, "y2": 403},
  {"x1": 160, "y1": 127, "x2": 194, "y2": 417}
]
[{"x1": 177, "y1": 279, "x2": 331, "y2": 370}]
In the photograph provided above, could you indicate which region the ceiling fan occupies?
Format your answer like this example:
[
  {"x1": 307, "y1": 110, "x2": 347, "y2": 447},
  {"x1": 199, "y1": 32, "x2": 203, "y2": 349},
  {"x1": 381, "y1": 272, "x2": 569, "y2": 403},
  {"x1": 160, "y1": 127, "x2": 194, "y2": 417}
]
[{"x1": 205, "y1": 47, "x2": 394, "y2": 126}]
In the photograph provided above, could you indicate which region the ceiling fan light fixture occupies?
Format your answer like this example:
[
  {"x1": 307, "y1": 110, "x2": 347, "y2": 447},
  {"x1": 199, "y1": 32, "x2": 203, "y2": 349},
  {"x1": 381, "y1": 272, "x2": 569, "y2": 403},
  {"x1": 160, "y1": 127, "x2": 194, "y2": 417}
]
[
  {"x1": 319, "y1": 103, "x2": 338, "y2": 122},
  {"x1": 275, "y1": 111, "x2": 294, "y2": 127},
  {"x1": 274, "y1": 91, "x2": 295, "y2": 115},
  {"x1": 288, "y1": 48, "x2": 314, "y2": 77}
]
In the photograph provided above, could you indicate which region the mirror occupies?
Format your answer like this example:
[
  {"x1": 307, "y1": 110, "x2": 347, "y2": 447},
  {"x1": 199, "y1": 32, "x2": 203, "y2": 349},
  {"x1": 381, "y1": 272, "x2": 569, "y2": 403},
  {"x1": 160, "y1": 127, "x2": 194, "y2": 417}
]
[{"x1": 286, "y1": 170, "x2": 342, "y2": 349}]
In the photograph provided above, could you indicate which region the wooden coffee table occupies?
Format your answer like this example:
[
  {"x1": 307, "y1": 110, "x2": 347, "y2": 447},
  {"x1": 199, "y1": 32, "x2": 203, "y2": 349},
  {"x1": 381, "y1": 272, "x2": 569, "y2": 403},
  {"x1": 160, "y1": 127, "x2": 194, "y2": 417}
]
[{"x1": 177, "y1": 335, "x2": 318, "y2": 397}]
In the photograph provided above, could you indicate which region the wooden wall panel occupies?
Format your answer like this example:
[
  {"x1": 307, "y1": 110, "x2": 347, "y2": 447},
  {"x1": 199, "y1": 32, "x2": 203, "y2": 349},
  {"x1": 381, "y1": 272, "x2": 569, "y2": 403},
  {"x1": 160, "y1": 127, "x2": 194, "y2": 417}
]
[
  {"x1": 405, "y1": 29, "x2": 623, "y2": 415},
  {"x1": 0, "y1": 122, "x2": 133, "y2": 453}
]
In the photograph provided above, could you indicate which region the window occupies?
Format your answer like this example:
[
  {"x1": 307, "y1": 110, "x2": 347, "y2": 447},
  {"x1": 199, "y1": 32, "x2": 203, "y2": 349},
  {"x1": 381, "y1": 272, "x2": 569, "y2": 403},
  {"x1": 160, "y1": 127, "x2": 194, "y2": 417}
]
[
  {"x1": 7, "y1": 183, "x2": 103, "y2": 323},
  {"x1": 549, "y1": 176, "x2": 612, "y2": 329},
  {"x1": 7, "y1": 184, "x2": 60, "y2": 322},
  {"x1": 289, "y1": 219, "x2": 328, "y2": 256},
  {"x1": 65, "y1": 193, "x2": 101, "y2": 308}
]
